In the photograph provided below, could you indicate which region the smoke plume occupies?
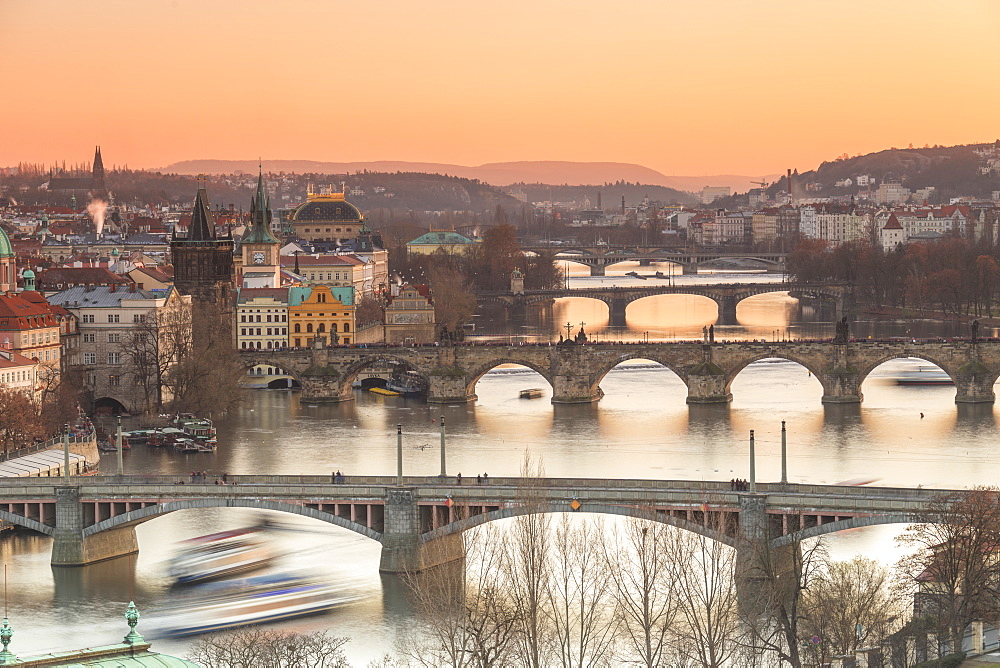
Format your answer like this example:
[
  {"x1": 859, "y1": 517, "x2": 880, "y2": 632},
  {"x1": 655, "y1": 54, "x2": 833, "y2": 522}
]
[{"x1": 87, "y1": 198, "x2": 108, "y2": 236}]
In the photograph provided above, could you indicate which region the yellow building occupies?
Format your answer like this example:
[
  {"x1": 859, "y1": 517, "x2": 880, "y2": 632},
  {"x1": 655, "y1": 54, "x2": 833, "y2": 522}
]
[{"x1": 288, "y1": 285, "x2": 355, "y2": 347}]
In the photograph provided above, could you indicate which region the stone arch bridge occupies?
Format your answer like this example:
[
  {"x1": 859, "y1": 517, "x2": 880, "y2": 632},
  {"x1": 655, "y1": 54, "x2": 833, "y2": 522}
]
[
  {"x1": 240, "y1": 339, "x2": 1000, "y2": 406},
  {"x1": 475, "y1": 282, "x2": 851, "y2": 326},
  {"x1": 0, "y1": 476, "x2": 964, "y2": 577},
  {"x1": 522, "y1": 245, "x2": 788, "y2": 276}
]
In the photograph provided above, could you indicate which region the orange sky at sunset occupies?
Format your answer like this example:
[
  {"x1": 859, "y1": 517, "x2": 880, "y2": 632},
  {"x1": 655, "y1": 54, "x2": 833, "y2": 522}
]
[{"x1": 4, "y1": 0, "x2": 999, "y2": 177}]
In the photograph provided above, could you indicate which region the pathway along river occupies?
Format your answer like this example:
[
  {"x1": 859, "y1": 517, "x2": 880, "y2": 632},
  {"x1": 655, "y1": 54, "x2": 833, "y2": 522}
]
[{"x1": 6, "y1": 264, "x2": 1000, "y2": 663}]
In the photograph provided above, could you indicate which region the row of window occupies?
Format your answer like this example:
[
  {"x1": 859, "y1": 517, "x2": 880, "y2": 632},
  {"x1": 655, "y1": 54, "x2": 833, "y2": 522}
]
[
  {"x1": 305, "y1": 272, "x2": 350, "y2": 281},
  {"x1": 293, "y1": 322, "x2": 349, "y2": 333},
  {"x1": 240, "y1": 328, "x2": 288, "y2": 336},
  {"x1": 240, "y1": 341, "x2": 287, "y2": 349},
  {"x1": 0, "y1": 370, "x2": 32, "y2": 383},
  {"x1": 240, "y1": 314, "x2": 287, "y2": 323},
  {"x1": 82, "y1": 333, "x2": 121, "y2": 343},
  {"x1": 80, "y1": 314, "x2": 144, "y2": 324},
  {"x1": 82, "y1": 352, "x2": 121, "y2": 365}
]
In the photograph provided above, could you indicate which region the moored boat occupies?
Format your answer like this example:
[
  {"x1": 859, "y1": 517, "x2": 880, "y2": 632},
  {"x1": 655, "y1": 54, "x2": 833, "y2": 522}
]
[
  {"x1": 386, "y1": 371, "x2": 427, "y2": 397},
  {"x1": 895, "y1": 367, "x2": 953, "y2": 386}
]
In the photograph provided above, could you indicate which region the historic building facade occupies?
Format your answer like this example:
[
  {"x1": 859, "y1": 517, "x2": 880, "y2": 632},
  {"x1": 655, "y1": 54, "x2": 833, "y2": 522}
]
[
  {"x1": 288, "y1": 190, "x2": 365, "y2": 243},
  {"x1": 288, "y1": 285, "x2": 355, "y2": 347},
  {"x1": 239, "y1": 171, "x2": 282, "y2": 288},
  {"x1": 170, "y1": 183, "x2": 235, "y2": 317}
]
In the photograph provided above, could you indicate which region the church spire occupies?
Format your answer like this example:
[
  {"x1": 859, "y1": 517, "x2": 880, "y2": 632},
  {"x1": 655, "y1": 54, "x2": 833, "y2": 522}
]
[
  {"x1": 92, "y1": 145, "x2": 105, "y2": 192},
  {"x1": 244, "y1": 167, "x2": 279, "y2": 244},
  {"x1": 187, "y1": 178, "x2": 215, "y2": 241}
]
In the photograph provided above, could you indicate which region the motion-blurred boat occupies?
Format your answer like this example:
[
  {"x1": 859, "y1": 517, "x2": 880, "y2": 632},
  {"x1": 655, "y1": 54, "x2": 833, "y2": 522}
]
[
  {"x1": 519, "y1": 388, "x2": 543, "y2": 399},
  {"x1": 158, "y1": 574, "x2": 358, "y2": 636},
  {"x1": 895, "y1": 367, "x2": 953, "y2": 385},
  {"x1": 168, "y1": 528, "x2": 273, "y2": 585}
]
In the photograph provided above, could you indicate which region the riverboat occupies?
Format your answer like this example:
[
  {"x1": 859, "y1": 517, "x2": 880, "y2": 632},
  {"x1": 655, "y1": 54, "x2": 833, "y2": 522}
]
[
  {"x1": 895, "y1": 367, "x2": 953, "y2": 386},
  {"x1": 159, "y1": 574, "x2": 358, "y2": 636},
  {"x1": 386, "y1": 371, "x2": 427, "y2": 397},
  {"x1": 174, "y1": 438, "x2": 216, "y2": 453},
  {"x1": 167, "y1": 529, "x2": 273, "y2": 585},
  {"x1": 519, "y1": 388, "x2": 544, "y2": 399},
  {"x1": 369, "y1": 387, "x2": 401, "y2": 397}
]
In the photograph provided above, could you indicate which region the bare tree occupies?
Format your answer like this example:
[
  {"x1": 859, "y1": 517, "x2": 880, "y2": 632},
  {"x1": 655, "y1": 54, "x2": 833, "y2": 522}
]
[
  {"x1": 545, "y1": 515, "x2": 618, "y2": 666},
  {"x1": 668, "y1": 519, "x2": 742, "y2": 668},
  {"x1": 737, "y1": 538, "x2": 828, "y2": 667},
  {"x1": 799, "y1": 556, "x2": 905, "y2": 666},
  {"x1": 505, "y1": 453, "x2": 552, "y2": 667},
  {"x1": 0, "y1": 388, "x2": 44, "y2": 453},
  {"x1": 165, "y1": 302, "x2": 246, "y2": 415},
  {"x1": 402, "y1": 525, "x2": 521, "y2": 667},
  {"x1": 604, "y1": 518, "x2": 679, "y2": 667},
  {"x1": 186, "y1": 627, "x2": 351, "y2": 667},
  {"x1": 896, "y1": 487, "x2": 1000, "y2": 654}
]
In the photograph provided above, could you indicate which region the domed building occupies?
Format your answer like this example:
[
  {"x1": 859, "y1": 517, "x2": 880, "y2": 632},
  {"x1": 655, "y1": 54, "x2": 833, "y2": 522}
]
[
  {"x1": 0, "y1": 225, "x2": 14, "y2": 293},
  {"x1": 289, "y1": 189, "x2": 365, "y2": 243}
]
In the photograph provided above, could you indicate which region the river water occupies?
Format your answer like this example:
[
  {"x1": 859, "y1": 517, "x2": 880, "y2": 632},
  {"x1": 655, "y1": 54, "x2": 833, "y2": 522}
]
[{"x1": 4, "y1": 262, "x2": 999, "y2": 664}]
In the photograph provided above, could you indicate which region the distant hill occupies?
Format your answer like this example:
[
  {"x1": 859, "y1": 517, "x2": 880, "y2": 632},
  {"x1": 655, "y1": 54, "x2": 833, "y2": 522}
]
[
  {"x1": 791, "y1": 141, "x2": 1000, "y2": 202},
  {"x1": 158, "y1": 159, "x2": 764, "y2": 192}
]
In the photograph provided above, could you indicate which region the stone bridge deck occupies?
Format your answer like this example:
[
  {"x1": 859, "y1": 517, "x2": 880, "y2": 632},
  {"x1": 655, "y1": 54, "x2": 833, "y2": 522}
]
[
  {"x1": 240, "y1": 339, "x2": 1000, "y2": 406},
  {"x1": 0, "y1": 475, "x2": 964, "y2": 572},
  {"x1": 475, "y1": 282, "x2": 850, "y2": 326}
]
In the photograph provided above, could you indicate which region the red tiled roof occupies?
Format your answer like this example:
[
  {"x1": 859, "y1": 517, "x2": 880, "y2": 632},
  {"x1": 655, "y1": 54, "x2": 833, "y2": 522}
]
[
  {"x1": 0, "y1": 350, "x2": 37, "y2": 369},
  {"x1": 37, "y1": 267, "x2": 132, "y2": 289}
]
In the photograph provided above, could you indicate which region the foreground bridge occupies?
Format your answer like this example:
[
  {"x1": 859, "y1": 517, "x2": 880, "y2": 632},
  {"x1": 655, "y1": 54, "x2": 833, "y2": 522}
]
[
  {"x1": 0, "y1": 475, "x2": 964, "y2": 574},
  {"x1": 240, "y1": 339, "x2": 1000, "y2": 405},
  {"x1": 522, "y1": 245, "x2": 788, "y2": 276},
  {"x1": 475, "y1": 282, "x2": 851, "y2": 326}
]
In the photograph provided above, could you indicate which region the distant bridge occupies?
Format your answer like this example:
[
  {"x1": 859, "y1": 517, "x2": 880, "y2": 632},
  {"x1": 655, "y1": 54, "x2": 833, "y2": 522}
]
[
  {"x1": 474, "y1": 282, "x2": 851, "y2": 326},
  {"x1": 239, "y1": 339, "x2": 1000, "y2": 406},
  {"x1": 522, "y1": 244, "x2": 788, "y2": 276},
  {"x1": 0, "y1": 475, "x2": 964, "y2": 575}
]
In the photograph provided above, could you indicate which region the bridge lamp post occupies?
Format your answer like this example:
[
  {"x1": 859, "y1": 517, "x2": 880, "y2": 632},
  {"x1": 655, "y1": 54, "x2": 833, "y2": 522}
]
[
  {"x1": 780, "y1": 421, "x2": 787, "y2": 485},
  {"x1": 439, "y1": 416, "x2": 447, "y2": 477},
  {"x1": 749, "y1": 429, "x2": 756, "y2": 494},
  {"x1": 116, "y1": 415, "x2": 124, "y2": 477},
  {"x1": 62, "y1": 423, "x2": 70, "y2": 484},
  {"x1": 396, "y1": 424, "x2": 403, "y2": 485}
]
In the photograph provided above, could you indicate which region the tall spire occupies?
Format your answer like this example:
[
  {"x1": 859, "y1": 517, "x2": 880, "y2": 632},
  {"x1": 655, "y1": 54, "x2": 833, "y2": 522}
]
[
  {"x1": 187, "y1": 177, "x2": 215, "y2": 241},
  {"x1": 244, "y1": 167, "x2": 278, "y2": 244},
  {"x1": 92, "y1": 145, "x2": 106, "y2": 192}
]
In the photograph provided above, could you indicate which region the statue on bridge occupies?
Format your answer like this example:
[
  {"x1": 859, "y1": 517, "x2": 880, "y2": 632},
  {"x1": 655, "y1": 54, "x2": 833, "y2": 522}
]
[
  {"x1": 575, "y1": 326, "x2": 589, "y2": 344},
  {"x1": 709, "y1": 324, "x2": 715, "y2": 343},
  {"x1": 834, "y1": 317, "x2": 850, "y2": 343},
  {"x1": 972, "y1": 319, "x2": 981, "y2": 342}
]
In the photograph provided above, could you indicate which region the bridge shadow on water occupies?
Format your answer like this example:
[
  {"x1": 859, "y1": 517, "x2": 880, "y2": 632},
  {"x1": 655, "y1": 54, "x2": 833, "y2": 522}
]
[{"x1": 52, "y1": 552, "x2": 140, "y2": 603}]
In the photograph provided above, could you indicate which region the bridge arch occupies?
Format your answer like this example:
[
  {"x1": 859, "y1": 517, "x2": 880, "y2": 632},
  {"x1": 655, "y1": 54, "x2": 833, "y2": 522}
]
[
  {"x1": 464, "y1": 358, "x2": 555, "y2": 398},
  {"x1": 856, "y1": 353, "x2": 959, "y2": 390},
  {"x1": 82, "y1": 498, "x2": 382, "y2": 542},
  {"x1": 771, "y1": 513, "x2": 916, "y2": 548},
  {"x1": 339, "y1": 354, "x2": 432, "y2": 395},
  {"x1": 423, "y1": 503, "x2": 735, "y2": 548},
  {"x1": 588, "y1": 354, "x2": 690, "y2": 398},
  {"x1": 725, "y1": 354, "x2": 826, "y2": 396},
  {"x1": 0, "y1": 509, "x2": 55, "y2": 536},
  {"x1": 238, "y1": 358, "x2": 306, "y2": 388}
]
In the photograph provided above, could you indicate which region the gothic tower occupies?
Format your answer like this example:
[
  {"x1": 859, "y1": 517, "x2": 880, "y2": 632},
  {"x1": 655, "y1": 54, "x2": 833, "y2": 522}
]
[
  {"x1": 240, "y1": 169, "x2": 281, "y2": 287},
  {"x1": 91, "y1": 145, "x2": 106, "y2": 194},
  {"x1": 171, "y1": 181, "x2": 235, "y2": 318}
]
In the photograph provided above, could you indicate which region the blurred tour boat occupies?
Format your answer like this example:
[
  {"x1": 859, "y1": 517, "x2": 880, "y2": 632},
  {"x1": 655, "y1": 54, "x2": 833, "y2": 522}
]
[
  {"x1": 894, "y1": 366, "x2": 953, "y2": 386},
  {"x1": 168, "y1": 528, "x2": 273, "y2": 585},
  {"x1": 158, "y1": 574, "x2": 358, "y2": 636}
]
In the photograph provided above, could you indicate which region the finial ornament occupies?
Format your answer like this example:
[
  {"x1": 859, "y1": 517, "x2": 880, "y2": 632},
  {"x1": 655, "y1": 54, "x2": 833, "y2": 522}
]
[
  {"x1": 0, "y1": 617, "x2": 16, "y2": 664},
  {"x1": 123, "y1": 601, "x2": 144, "y2": 645}
]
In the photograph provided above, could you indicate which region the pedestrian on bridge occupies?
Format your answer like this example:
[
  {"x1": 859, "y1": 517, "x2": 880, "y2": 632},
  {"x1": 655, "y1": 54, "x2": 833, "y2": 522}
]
[
  {"x1": 456, "y1": 473, "x2": 462, "y2": 485},
  {"x1": 476, "y1": 474, "x2": 482, "y2": 485}
]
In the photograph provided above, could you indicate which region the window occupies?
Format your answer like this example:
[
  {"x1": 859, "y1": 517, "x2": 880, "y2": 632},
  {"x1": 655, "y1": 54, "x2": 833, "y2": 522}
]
[
  {"x1": 343, "y1": 323, "x2": 350, "y2": 332},
  {"x1": 108, "y1": 314, "x2": 120, "y2": 323},
  {"x1": 294, "y1": 338, "x2": 301, "y2": 347},
  {"x1": 317, "y1": 323, "x2": 325, "y2": 333},
  {"x1": 83, "y1": 334, "x2": 95, "y2": 343},
  {"x1": 256, "y1": 328, "x2": 261, "y2": 336},
  {"x1": 108, "y1": 352, "x2": 121, "y2": 364},
  {"x1": 82, "y1": 314, "x2": 95, "y2": 323},
  {"x1": 294, "y1": 324, "x2": 300, "y2": 333},
  {"x1": 306, "y1": 324, "x2": 313, "y2": 333},
  {"x1": 241, "y1": 315, "x2": 246, "y2": 322},
  {"x1": 108, "y1": 374, "x2": 121, "y2": 386},
  {"x1": 108, "y1": 333, "x2": 121, "y2": 343},
  {"x1": 83, "y1": 352, "x2": 96, "y2": 364},
  {"x1": 133, "y1": 314, "x2": 143, "y2": 323}
]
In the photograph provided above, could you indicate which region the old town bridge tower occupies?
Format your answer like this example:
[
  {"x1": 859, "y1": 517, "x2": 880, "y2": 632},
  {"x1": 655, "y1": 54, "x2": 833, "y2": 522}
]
[{"x1": 170, "y1": 180, "x2": 235, "y2": 322}]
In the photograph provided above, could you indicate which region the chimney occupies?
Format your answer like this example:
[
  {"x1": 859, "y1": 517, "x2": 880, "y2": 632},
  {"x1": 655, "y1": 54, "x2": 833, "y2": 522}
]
[
  {"x1": 787, "y1": 168, "x2": 793, "y2": 198},
  {"x1": 622, "y1": 195, "x2": 626, "y2": 215},
  {"x1": 597, "y1": 192, "x2": 602, "y2": 210},
  {"x1": 110, "y1": 283, "x2": 116, "y2": 293},
  {"x1": 130, "y1": 283, "x2": 136, "y2": 292}
]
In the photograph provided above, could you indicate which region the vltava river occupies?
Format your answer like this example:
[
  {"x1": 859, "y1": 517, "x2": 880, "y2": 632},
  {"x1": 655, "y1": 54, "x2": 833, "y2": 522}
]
[{"x1": 2, "y1": 264, "x2": 996, "y2": 663}]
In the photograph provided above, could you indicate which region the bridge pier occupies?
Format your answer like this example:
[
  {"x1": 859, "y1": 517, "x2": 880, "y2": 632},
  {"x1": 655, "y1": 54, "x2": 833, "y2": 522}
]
[
  {"x1": 588, "y1": 264, "x2": 606, "y2": 277},
  {"x1": 608, "y1": 298, "x2": 629, "y2": 327},
  {"x1": 820, "y1": 344, "x2": 862, "y2": 404},
  {"x1": 736, "y1": 494, "x2": 800, "y2": 619},
  {"x1": 51, "y1": 487, "x2": 138, "y2": 567},
  {"x1": 427, "y1": 374, "x2": 476, "y2": 403},
  {"x1": 686, "y1": 346, "x2": 732, "y2": 404},
  {"x1": 379, "y1": 488, "x2": 464, "y2": 573},
  {"x1": 717, "y1": 296, "x2": 738, "y2": 326},
  {"x1": 954, "y1": 350, "x2": 997, "y2": 403},
  {"x1": 300, "y1": 375, "x2": 353, "y2": 403},
  {"x1": 682, "y1": 263, "x2": 699, "y2": 275}
]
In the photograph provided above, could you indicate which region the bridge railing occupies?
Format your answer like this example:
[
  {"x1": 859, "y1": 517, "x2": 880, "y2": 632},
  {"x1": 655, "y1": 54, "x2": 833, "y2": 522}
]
[{"x1": 0, "y1": 474, "x2": 964, "y2": 501}]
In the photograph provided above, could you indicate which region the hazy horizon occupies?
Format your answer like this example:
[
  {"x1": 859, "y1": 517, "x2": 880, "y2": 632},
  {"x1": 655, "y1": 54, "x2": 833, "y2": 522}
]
[{"x1": 4, "y1": 1, "x2": 999, "y2": 176}]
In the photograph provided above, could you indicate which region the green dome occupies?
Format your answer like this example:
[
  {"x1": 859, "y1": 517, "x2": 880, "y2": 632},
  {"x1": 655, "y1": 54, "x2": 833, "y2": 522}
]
[
  {"x1": 0, "y1": 226, "x2": 12, "y2": 258},
  {"x1": 21, "y1": 269, "x2": 34, "y2": 278}
]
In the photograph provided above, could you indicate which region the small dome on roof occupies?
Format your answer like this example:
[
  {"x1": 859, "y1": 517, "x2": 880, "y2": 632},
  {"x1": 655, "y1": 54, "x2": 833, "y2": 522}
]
[
  {"x1": 21, "y1": 269, "x2": 34, "y2": 278},
  {"x1": 291, "y1": 194, "x2": 363, "y2": 223}
]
